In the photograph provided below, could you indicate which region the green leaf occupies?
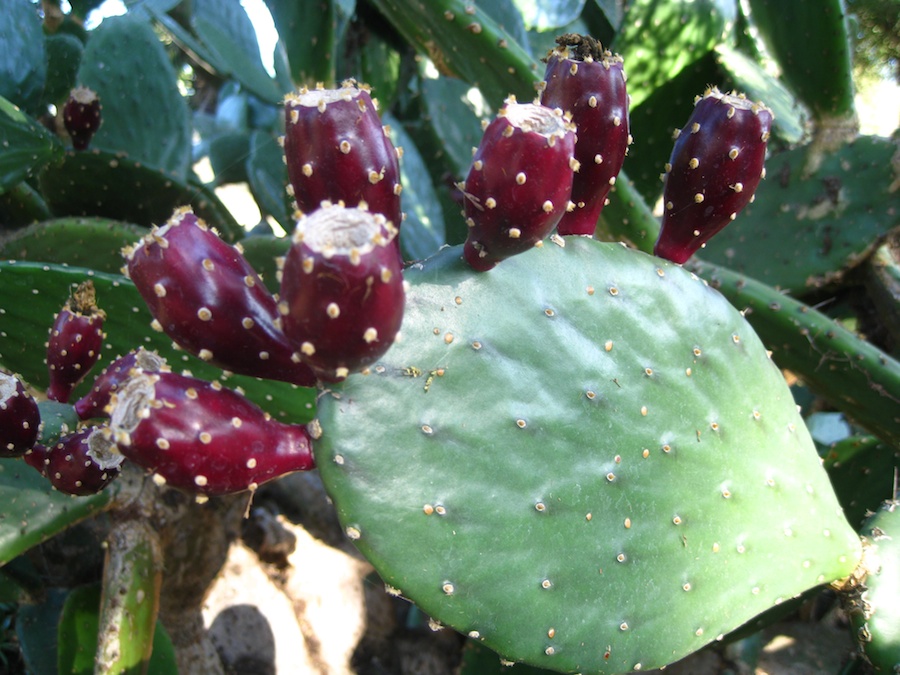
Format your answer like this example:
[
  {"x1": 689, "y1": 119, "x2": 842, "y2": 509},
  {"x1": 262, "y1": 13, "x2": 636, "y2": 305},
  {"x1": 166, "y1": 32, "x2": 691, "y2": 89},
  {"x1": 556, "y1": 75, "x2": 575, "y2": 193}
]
[
  {"x1": 746, "y1": 0, "x2": 856, "y2": 121},
  {"x1": 384, "y1": 113, "x2": 446, "y2": 261},
  {"x1": 96, "y1": 521, "x2": 163, "y2": 674},
  {"x1": 0, "y1": 0, "x2": 46, "y2": 114},
  {"x1": 511, "y1": 0, "x2": 587, "y2": 31},
  {"x1": 246, "y1": 129, "x2": 292, "y2": 229},
  {"x1": 265, "y1": 0, "x2": 356, "y2": 87},
  {"x1": 612, "y1": 0, "x2": 738, "y2": 110},
  {"x1": 208, "y1": 132, "x2": 251, "y2": 186},
  {"x1": 315, "y1": 239, "x2": 862, "y2": 673},
  {"x1": 41, "y1": 33, "x2": 84, "y2": 110},
  {"x1": 191, "y1": 0, "x2": 283, "y2": 103},
  {"x1": 714, "y1": 44, "x2": 807, "y2": 145},
  {"x1": 366, "y1": 0, "x2": 538, "y2": 109},
  {"x1": 78, "y1": 13, "x2": 192, "y2": 179},
  {"x1": 38, "y1": 149, "x2": 243, "y2": 239},
  {"x1": 36, "y1": 401, "x2": 80, "y2": 446},
  {"x1": 0, "y1": 458, "x2": 113, "y2": 566},
  {"x1": 0, "y1": 261, "x2": 316, "y2": 424},
  {"x1": 17, "y1": 588, "x2": 67, "y2": 675},
  {"x1": 0, "y1": 181, "x2": 52, "y2": 230},
  {"x1": 700, "y1": 136, "x2": 900, "y2": 293},
  {"x1": 0, "y1": 217, "x2": 145, "y2": 274},
  {"x1": 57, "y1": 584, "x2": 177, "y2": 675},
  {"x1": 0, "y1": 95, "x2": 64, "y2": 196}
]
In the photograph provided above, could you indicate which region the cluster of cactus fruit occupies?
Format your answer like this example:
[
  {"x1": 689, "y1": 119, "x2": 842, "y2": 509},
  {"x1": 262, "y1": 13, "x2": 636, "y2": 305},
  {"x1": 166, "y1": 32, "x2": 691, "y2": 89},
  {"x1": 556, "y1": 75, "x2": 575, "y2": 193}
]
[
  {"x1": 2, "y1": 1, "x2": 899, "y2": 672},
  {"x1": 2, "y1": 42, "x2": 775, "y2": 501}
]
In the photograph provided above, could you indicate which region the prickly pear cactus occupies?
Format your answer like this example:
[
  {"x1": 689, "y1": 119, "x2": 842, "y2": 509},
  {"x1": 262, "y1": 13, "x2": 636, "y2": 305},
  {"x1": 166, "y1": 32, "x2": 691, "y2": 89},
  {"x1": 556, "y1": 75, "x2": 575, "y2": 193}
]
[{"x1": 313, "y1": 238, "x2": 862, "y2": 673}]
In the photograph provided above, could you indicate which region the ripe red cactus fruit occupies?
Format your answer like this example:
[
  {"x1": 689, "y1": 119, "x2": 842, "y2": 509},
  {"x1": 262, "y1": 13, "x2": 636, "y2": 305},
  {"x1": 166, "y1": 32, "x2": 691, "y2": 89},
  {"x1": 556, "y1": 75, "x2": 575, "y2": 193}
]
[
  {"x1": 63, "y1": 86, "x2": 102, "y2": 150},
  {"x1": 46, "y1": 280, "x2": 107, "y2": 403},
  {"x1": 540, "y1": 34, "x2": 630, "y2": 237},
  {"x1": 1, "y1": 372, "x2": 41, "y2": 457},
  {"x1": 108, "y1": 370, "x2": 315, "y2": 495},
  {"x1": 283, "y1": 81, "x2": 403, "y2": 228},
  {"x1": 280, "y1": 203, "x2": 406, "y2": 382},
  {"x1": 462, "y1": 99, "x2": 577, "y2": 271},
  {"x1": 124, "y1": 206, "x2": 315, "y2": 387},
  {"x1": 654, "y1": 87, "x2": 773, "y2": 264},
  {"x1": 74, "y1": 348, "x2": 167, "y2": 420},
  {"x1": 26, "y1": 426, "x2": 123, "y2": 496}
]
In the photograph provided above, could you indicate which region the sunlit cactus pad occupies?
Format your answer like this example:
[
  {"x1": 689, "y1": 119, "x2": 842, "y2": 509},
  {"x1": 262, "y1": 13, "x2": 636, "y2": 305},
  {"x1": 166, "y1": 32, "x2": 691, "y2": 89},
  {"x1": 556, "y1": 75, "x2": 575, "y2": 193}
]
[{"x1": 314, "y1": 238, "x2": 861, "y2": 674}]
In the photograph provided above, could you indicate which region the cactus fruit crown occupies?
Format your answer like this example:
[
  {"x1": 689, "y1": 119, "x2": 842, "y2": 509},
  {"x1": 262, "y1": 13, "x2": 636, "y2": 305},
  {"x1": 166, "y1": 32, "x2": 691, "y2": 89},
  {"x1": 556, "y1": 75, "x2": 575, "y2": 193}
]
[
  {"x1": 67, "y1": 280, "x2": 106, "y2": 320},
  {"x1": 290, "y1": 202, "x2": 397, "y2": 256},
  {"x1": 69, "y1": 85, "x2": 100, "y2": 107},
  {"x1": 496, "y1": 98, "x2": 572, "y2": 139},
  {"x1": 546, "y1": 32, "x2": 620, "y2": 65},
  {"x1": 285, "y1": 79, "x2": 377, "y2": 111}
]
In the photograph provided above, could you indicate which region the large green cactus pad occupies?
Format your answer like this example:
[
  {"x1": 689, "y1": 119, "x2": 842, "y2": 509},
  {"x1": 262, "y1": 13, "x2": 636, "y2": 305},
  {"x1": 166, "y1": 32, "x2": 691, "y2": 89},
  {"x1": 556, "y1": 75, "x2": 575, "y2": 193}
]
[{"x1": 314, "y1": 239, "x2": 861, "y2": 674}]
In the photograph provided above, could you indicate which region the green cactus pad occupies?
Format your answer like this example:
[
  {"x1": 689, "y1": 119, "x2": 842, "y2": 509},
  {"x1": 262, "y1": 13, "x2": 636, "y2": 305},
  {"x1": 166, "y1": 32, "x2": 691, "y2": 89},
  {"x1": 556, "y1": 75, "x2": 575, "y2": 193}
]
[
  {"x1": 314, "y1": 238, "x2": 862, "y2": 674},
  {"x1": 77, "y1": 13, "x2": 192, "y2": 178},
  {"x1": 849, "y1": 500, "x2": 900, "y2": 672},
  {"x1": 0, "y1": 457, "x2": 113, "y2": 566},
  {"x1": 700, "y1": 135, "x2": 899, "y2": 294},
  {"x1": 38, "y1": 149, "x2": 242, "y2": 239},
  {"x1": 0, "y1": 217, "x2": 145, "y2": 273}
]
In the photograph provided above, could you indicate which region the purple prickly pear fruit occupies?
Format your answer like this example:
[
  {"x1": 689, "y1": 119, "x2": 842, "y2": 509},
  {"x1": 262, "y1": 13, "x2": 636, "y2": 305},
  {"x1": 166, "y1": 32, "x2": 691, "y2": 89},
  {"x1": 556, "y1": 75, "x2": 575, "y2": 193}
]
[
  {"x1": 462, "y1": 98, "x2": 577, "y2": 272},
  {"x1": 108, "y1": 370, "x2": 315, "y2": 495},
  {"x1": 654, "y1": 87, "x2": 773, "y2": 264},
  {"x1": 124, "y1": 207, "x2": 315, "y2": 387},
  {"x1": 540, "y1": 34, "x2": 630, "y2": 236},
  {"x1": 74, "y1": 348, "x2": 167, "y2": 420},
  {"x1": 280, "y1": 203, "x2": 405, "y2": 382},
  {"x1": 1, "y1": 372, "x2": 41, "y2": 457},
  {"x1": 30, "y1": 426, "x2": 123, "y2": 496},
  {"x1": 283, "y1": 81, "x2": 402, "y2": 229},
  {"x1": 46, "y1": 281, "x2": 106, "y2": 403},
  {"x1": 63, "y1": 86, "x2": 102, "y2": 150}
]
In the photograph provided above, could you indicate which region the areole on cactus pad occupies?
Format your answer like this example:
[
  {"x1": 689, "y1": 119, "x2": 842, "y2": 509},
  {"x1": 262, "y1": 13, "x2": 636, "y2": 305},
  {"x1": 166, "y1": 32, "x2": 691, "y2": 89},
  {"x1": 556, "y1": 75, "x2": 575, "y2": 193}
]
[{"x1": 313, "y1": 238, "x2": 862, "y2": 674}]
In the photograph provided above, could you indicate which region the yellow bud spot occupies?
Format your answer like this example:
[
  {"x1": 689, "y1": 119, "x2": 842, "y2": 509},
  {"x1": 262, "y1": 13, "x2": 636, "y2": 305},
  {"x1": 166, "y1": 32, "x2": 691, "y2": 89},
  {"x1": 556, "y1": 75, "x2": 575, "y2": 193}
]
[
  {"x1": 302, "y1": 163, "x2": 313, "y2": 176},
  {"x1": 732, "y1": 182, "x2": 743, "y2": 192},
  {"x1": 641, "y1": 406, "x2": 648, "y2": 416},
  {"x1": 364, "y1": 328, "x2": 378, "y2": 343},
  {"x1": 541, "y1": 579, "x2": 552, "y2": 589},
  {"x1": 198, "y1": 349, "x2": 213, "y2": 361},
  {"x1": 194, "y1": 475, "x2": 208, "y2": 487},
  {"x1": 156, "y1": 438, "x2": 170, "y2": 450},
  {"x1": 199, "y1": 432, "x2": 212, "y2": 444},
  {"x1": 197, "y1": 307, "x2": 212, "y2": 321},
  {"x1": 613, "y1": 115, "x2": 622, "y2": 126},
  {"x1": 605, "y1": 340, "x2": 613, "y2": 351},
  {"x1": 688, "y1": 158, "x2": 699, "y2": 169},
  {"x1": 301, "y1": 342, "x2": 315, "y2": 355},
  {"x1": 542, "y1": 200, "x2": 554, "y2": 213},
  {"x1": 728, "y1": 148, "x2": 739, "y2": 160},
  {"x1": 569, "y1": 63, "x2": 578, "y2": 76},
  {"x1": 443, "y1": 332, "x2": 454, "y2": 344},
  {"x1": 327, "y1": 303, "x2": 340, "y2": 318},
  {"x1": 594, "y1": 154, "x2": 603, "y2": 164},
  {"x1": 691, "y1": 122, "x2": 700, "y2": 133},
  {"x1": 485, "y1": 197, "x2": 497, "y2": 209},
  {"x1": 340, "y1": 140, "x2": 351, "y2": 154},
  {"x1": 516, "y1": 419, "x2": 527, "y2": 429},
  {"x1": 515, "y1": 172, "x2": 527, "y2": 185},
  {"x1": 442, "y1": 583, "x2": 455, "y2": 595},
  {"x1": 694, "y1": 193, "x2": 705, "y2": 203},
  {"x1": 624, "y1": 518, "x2": 632, "y2": 529},
  {"x1": 508, "y1": 228, "x2": 521, "y2": 238},
  {"x1": 665, "y1": 201, "x2": 674, "y2": 210},
  {"x1": 153, "y1": 283, "x2": 166, "y2": 298}
]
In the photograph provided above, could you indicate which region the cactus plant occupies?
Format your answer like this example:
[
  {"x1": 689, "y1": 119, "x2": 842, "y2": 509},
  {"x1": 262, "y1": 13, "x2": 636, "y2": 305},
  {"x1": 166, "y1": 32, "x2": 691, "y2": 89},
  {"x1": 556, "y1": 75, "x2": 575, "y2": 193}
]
[
  {"x1": 283, "y1": 81, "x2": 403, "y2": 229},
  {"x1": 462, "y1": 99, "x2": 576, "y2": 270},
  {"x1": 540, "y1": 33, "x2": 630, "y2": 237},
  {"x1": 61, "y1": 86, "x2": 101, "y2": 150},
  {"x1": 279, "y1": 202, "x2": 406, "y2": 381},
  {"x1": 0, "y1": 0, "x2": 897, "y2": 672},
  {"x1": 45, "y1": 280, "x2": 106, "y2": 403},
  {"x1": 124, "y1": 206, "x2": 316, "y2": 387},
  {"x1": 25, "y1": 425, "x2": 123, "y2": 496},
  {"x1": 0, "y1": 371, "x2": 40, "y2": 457},
  {"x1": 654, "y1": 87, "x2": 774, "y2": 264},
  {"x1": 108, "y1": 370, "x2": 315, "y2": 495}
]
